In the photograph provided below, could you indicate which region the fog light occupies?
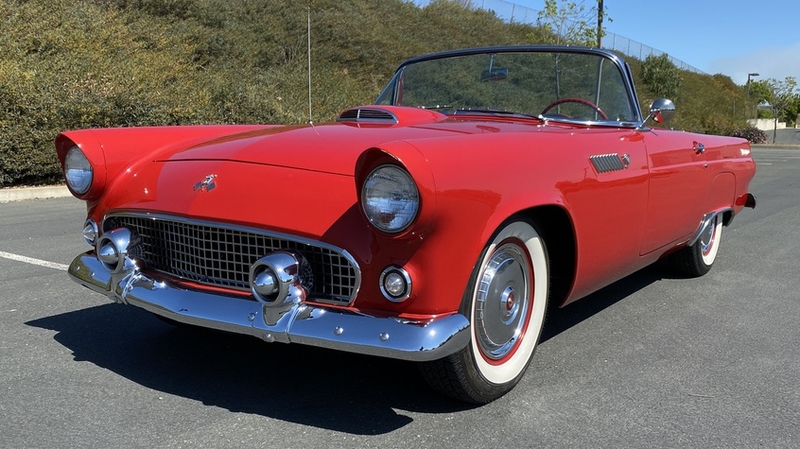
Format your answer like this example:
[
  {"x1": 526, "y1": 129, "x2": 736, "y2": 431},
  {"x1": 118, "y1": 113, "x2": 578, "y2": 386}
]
[{"x1": 380, "y1": 266, "x2": 412, "y2": 302}]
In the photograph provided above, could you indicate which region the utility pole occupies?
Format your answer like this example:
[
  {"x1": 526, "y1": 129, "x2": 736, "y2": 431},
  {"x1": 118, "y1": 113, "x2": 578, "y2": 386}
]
[{"x1": 597, "y1": 0, "x2": 604, "y2": 48}]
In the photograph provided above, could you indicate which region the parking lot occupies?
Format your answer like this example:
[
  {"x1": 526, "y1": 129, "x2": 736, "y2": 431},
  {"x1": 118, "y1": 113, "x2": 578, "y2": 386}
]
[{"x1": 1, "y1": 146, "x2": 798, "y2": 448}]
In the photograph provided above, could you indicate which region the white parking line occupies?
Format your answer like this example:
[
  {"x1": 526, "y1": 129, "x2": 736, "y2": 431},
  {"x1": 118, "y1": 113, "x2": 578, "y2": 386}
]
[{"x1": 0, "y1": 251, "x2": 69, "y2": 271}]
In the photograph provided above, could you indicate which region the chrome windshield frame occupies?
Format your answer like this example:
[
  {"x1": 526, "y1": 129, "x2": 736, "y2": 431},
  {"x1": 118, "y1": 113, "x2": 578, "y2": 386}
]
[{"x1": 375, "y1": 45, "x2": 644, "y2": 127}]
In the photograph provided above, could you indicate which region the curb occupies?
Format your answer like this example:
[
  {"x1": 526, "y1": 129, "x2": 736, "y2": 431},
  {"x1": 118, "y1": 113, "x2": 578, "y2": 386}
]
[{"x1": 0, "y1": 185, "x2": 72, "y2": 203}]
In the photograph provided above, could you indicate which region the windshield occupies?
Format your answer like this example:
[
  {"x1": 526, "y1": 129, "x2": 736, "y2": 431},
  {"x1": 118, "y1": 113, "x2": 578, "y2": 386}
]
[{"x1": 376, "y1": 48, "x2": 639, "y2": 125}]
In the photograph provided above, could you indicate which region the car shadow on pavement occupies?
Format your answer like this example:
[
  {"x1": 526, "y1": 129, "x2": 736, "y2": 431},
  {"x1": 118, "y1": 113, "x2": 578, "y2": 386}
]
[
  {"x1": 26, "y1": 260, "x2": 672, "y2": 434},
  {"x1": 541, "y1": 260, "x2": 669, "y2": 342},
  {"x1": 26, "y1": 302, "x2": 470, "y2": 435}
]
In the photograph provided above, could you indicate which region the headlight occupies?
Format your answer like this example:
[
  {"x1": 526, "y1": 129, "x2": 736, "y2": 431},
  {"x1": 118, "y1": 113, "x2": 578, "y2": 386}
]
[
  {"x1": 64, "y1": 146, "x2": 93, "y2": 195},
  {"x1": 361, "y1": 164, "x2": 420, "y2": 233}
]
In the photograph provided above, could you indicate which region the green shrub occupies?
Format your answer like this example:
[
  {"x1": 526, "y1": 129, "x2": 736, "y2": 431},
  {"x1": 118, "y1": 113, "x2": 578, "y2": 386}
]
[
  {"x1": 732, "y1": 126, "x2": 768, "y2": 144},
  {"x1": 0, "y1": 0, "x2": 760, "y2": 187}
]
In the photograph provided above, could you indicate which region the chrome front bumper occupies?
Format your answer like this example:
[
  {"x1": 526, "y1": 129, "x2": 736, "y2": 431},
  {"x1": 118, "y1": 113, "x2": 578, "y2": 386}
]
[{"x1": 68, "y1": 252, "x2": 470, "y2": 362}]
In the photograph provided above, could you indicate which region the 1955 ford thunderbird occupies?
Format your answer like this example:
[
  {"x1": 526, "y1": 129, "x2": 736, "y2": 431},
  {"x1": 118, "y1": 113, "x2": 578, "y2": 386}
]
[{"x1": 57, "y1": 46, "x2": 756, "y2": 403}]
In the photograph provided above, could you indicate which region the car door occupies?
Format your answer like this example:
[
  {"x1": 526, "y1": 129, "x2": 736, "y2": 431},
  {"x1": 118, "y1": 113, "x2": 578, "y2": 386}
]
[
  {"x1": 639, "y1": 130, "x2": 709, "y2": 255},
  {"x1": 555, "y1": 128, "x2": 650, "y2": 301}
]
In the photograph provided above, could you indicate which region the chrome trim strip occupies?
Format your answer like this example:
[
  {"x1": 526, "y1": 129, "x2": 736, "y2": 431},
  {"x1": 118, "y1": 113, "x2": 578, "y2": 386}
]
[
  {"x1": 543, "y1": 117, "x2": 640, "y2": 128},
  {"x1": 68, "y1": 253, "x2": 470, "y2": 362}
]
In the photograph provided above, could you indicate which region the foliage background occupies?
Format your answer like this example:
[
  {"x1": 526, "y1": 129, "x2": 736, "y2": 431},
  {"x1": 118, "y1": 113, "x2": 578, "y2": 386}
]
[{"x1": 0, "y1": 0, "x2": 761, "y2": 187}]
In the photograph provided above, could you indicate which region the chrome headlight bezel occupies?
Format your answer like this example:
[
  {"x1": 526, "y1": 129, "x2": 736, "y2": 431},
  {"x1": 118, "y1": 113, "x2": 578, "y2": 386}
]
[
  {"x1": 361, "y1": 164, "x2": 420, "y2": 233},
  {"x1": 64, "y1": 145, "x2": 93, "y2": 195}
]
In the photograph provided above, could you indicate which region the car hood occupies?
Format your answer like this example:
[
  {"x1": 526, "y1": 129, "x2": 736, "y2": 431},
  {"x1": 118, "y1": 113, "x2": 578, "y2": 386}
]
[
  {"x1": 159, "y1": 124, "x2": 389, "y2": 175},
  {"x1": 157, "y1": 106, "x2": 538, "y2": 175},
  {"x1": 92, "y1": 106, "x2": 575, "y2": 239},
  {"x1": 96, "y1": 107, "x2": 465, "y2": 239}
]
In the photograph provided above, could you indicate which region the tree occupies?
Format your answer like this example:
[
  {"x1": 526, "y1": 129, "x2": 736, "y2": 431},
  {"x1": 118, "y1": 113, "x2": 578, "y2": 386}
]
[
  {"x1": 781, "y1": 86, "x2": 800, "y2": 127},
  {"x1": 752, "y1": 77, "x2": 798, "y2": 143},
  {"x1": 641, "y1": 54, "x2": 682, "y2": 100},
  {"x1": 535, "y1": 0, "x2": 608, "y2": 46}
]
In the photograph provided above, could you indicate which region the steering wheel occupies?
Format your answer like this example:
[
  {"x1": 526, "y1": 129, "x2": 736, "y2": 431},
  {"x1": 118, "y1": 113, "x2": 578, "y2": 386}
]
[{"x1": 541, "y1": 97, "x2": 608, "y2": 120}]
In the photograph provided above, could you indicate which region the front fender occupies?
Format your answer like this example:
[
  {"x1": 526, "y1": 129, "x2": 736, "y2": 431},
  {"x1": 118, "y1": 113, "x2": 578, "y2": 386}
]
[{"x1": 355, "y1": 134, "x2": 573, "y2": 316}]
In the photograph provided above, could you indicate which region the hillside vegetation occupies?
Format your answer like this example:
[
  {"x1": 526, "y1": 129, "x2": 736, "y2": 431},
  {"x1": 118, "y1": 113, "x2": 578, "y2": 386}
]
[{"x1": 0, "y1": 0, "x2": 753, "y2": 187}]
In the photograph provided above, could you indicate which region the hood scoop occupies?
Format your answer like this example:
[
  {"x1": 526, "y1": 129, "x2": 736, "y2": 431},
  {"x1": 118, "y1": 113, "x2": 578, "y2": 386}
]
[
  {"x1": 338, "y1": 107, "x2": 398, "y2": 124},
  {"x1": 337, "y1": 105, "x2": 447, "y2": 127}
]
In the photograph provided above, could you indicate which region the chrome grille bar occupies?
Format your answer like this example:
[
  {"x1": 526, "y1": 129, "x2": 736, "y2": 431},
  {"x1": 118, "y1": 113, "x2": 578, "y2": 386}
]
[{"x1": 103, "y1": 213, "x2": 360, "y2": 305}]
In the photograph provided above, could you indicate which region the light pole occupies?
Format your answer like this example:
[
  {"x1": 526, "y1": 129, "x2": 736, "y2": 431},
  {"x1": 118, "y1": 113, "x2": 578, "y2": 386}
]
[
  {"x1": 747, "y1": 72, "x2": 759, "y2": 95},
  {"x1": 597, "y1": 0, "x2": 604, "y2": 48},
  {"x1": 747, "y1": 72, "x2": 760, "y2": 120}
]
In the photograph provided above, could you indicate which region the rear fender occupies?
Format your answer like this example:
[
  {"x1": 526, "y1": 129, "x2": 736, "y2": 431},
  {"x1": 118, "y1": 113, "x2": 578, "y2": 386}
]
[{"x1": 706, "y1": 172, "x2": 736, "y2": 225}]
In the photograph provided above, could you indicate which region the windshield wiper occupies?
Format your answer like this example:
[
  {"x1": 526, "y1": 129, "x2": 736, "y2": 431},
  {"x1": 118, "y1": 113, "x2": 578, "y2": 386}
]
[{"x1": 452, "y1": 108, "x2": 543, "y2": 121}]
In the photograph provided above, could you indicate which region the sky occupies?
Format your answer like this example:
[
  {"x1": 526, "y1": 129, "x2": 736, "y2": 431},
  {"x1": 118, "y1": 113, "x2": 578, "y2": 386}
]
[{"x1": 416, "y1": 0, "x2": 800, "y2": 86}]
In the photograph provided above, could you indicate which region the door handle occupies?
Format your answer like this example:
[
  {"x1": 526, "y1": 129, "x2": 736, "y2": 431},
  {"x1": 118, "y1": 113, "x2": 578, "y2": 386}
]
[{"x1": 693, "y1": 141, "x2": 705, "y2": 154}]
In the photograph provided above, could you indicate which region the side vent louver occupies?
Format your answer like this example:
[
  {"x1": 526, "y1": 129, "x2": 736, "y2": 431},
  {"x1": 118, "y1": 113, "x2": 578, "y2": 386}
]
[
  {"x1": 337, "y1": 107, "x2": 399, "y2": 124},
  {"x1": 590, "y1": 154, "x2": 629, "y2": 173}
]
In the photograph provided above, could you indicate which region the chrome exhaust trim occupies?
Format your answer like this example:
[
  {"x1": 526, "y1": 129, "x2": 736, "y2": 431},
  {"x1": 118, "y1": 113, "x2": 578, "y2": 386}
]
[{"x1": 745, "y1": 193, "x2": 757, "y2": 209}]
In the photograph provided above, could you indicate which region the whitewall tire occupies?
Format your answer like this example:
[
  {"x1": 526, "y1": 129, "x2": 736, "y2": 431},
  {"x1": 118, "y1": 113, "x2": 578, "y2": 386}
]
[{"x1": 421, "y1": 220, "x2": 549, "y2": 403}]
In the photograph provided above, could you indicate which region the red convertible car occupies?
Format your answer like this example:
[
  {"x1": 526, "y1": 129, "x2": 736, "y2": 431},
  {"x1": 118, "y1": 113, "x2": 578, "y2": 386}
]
[{"x1": 58, "y1": 46, "x2": 756, "y2": 403}]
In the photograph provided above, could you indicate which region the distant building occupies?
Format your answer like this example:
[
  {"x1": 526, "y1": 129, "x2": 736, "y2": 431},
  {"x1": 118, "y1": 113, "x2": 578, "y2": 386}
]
[{"x1": 747, "y1": 119, "x2": 787, "y2": 131}]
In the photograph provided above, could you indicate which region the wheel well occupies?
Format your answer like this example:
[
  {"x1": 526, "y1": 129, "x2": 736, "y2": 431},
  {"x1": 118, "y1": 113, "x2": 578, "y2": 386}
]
[
  {"x1": 722, "y1": 209, "x2": 734, "y2": 226},
  {"x1": 519, "y1": 206, "x2": 576, "y2": 309}
]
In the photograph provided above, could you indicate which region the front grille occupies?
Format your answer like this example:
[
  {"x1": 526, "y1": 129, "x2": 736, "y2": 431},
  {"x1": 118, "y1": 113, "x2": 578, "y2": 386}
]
[{"x1": 103, "y1": 213, "x2": 360, "y2": 305}]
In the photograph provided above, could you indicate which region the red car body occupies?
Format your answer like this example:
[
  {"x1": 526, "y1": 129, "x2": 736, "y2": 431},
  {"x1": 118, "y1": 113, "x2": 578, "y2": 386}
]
[{"x1": 58, "y1": 46, "x2": 756, "y2": 403}]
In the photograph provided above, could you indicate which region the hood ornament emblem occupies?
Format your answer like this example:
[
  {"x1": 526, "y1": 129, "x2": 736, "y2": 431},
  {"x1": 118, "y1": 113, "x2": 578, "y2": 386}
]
[{"x1": 193, "y1": 174, "x2": 217, "y2": 192}]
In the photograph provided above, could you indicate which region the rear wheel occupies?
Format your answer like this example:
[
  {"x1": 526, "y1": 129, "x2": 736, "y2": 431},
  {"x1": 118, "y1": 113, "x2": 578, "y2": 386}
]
[
  {"x1": 671, "y1": 214, "x2": 723, "y2": 277},
  {"x1": 420, "y1": 220, "x2": 549, "y2": 403}
]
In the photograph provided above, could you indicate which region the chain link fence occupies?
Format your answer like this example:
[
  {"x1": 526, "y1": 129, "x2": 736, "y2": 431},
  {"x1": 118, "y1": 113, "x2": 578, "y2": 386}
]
[{"x1": 416, "y1": 0, "x2": 705, "y2": 74}]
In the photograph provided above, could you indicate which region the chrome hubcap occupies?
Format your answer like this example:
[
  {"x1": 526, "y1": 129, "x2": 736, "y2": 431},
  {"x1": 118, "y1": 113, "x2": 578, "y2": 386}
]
[
  {"x1": 475, "y1": 242, "x2": 531, "y2": 361},
  {"x1": 700, "y1": 216, "x2": 717, "y2": 255}
]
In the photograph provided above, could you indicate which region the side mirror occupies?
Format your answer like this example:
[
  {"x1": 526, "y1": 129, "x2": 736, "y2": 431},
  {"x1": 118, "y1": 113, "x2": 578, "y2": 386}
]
[{"x1": 638, "y1": 98, "x2": 675, "y2": 129}]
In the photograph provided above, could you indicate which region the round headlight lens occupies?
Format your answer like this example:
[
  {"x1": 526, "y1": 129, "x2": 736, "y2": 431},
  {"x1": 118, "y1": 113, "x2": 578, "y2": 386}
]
[
  {"x1": 361, "y1": 165, "x2": 419, "y2": 233},
  {"x1": 64, "y1": 146, "x2": 93, "y2": 195}
]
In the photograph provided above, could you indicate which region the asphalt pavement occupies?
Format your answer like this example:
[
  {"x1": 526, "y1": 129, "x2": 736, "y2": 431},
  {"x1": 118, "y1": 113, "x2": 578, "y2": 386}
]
[
  {"x1": 0, "y1": 146, "x2": 798, "y2": 448},
  {"x1": 767, "y1": 127, "x2": 800, "y2": 145}
]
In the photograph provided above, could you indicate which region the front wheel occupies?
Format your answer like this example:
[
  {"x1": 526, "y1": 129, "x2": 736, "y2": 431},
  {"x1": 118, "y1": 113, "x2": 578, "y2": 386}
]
[{"x1": 420, "y1": 220, "x2": 549, "y2": 403}]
